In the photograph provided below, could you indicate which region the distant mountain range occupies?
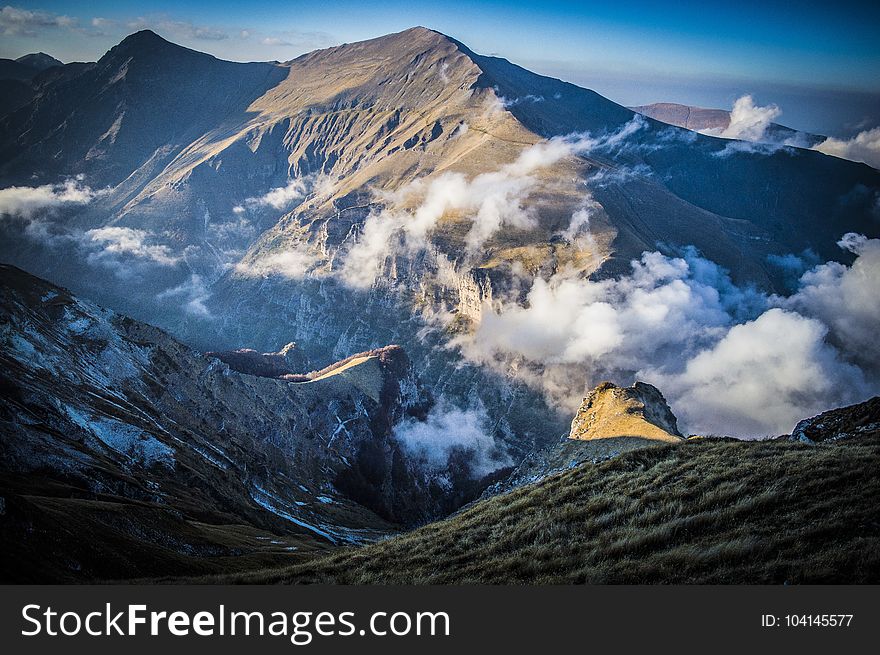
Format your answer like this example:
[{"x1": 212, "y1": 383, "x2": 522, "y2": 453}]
[{"x1": 629, "y1": 101, "x2": 825, "y2": 146}]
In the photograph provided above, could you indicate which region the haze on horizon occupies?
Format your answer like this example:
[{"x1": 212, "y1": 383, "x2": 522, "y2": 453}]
[{"x1": 1, "y1": 0, "x2": 878, "y2": 137}]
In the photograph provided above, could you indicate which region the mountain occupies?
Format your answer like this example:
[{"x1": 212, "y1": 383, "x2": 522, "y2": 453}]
[
  {"x1": 0, "y1": 53, "x2": 70, "y2": 118},
  {"x1": 0, "y1": 28, "x2": 879, "y2": 581},
  {"x1": 0, "y1": 265, "x2": 508, "y2": 582},
  {"x1": 15, "y1": 53, "x2": 63, "y2": 71},
  {"x1": 629, "y1": 101, "x2": 824, "y2": 146},
  {"x1": 0, "y1": 52, "x2": 61, "y2": 81},
  {"x1": 1, "y1": 27, "x2": 878, "y2": 486},
  {"x1": 791, "y1": 396, "x2": 880, "y2": 444},
  {"x1": 227, "y1": 398, "x2": 880, "y2": 584},
  {"x1": 568, "y1": 381, "x2": 682, "y2": 442}
]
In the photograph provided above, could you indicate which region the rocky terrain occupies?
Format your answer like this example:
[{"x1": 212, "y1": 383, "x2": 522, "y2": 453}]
[
  {"x1": 490, "y1": 381, "x2": 685, "y2": 494},
  {"x1": 791, "y1": 397, "x2": 880, "y2": 444},
  {"x1": 0, "y1": 265, "x2": 505, "y2": 582}
]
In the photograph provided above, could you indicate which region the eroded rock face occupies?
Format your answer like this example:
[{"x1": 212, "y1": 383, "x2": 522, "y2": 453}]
[{"x1": 569, "y1": 381, "x2": 682, "y2": 442}]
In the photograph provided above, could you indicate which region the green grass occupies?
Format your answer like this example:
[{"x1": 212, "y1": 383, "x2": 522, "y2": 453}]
[{"x1": 213, "y1": 435, "x2": 880, "y2": 584}]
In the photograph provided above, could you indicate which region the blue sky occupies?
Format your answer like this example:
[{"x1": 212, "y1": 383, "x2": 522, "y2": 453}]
[{"x1": 2, "y1": 1, "x2": 878, "y2": 135}]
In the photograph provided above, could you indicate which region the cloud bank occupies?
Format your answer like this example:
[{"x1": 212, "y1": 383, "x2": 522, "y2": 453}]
[
  {"x1": 814, "y1": 127, "x2": 880, "y2": 170},
  {"x1": 86, "y1": 226, "x2": 179, "y2": 266},
  {"x1": 0, "y1": 178, "x2": 98, "y2": 219},
  {"x1": 454, "y1": 235, "x2": 878, "y2": 437}
]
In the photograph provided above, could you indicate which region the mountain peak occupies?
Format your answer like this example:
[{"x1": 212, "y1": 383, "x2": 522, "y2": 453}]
[
  {"x1": 15, "y1": 52, "x2": 62, "y2": 70},
  {"x1": 569, "y1": 381, "x2": 683, "y2": 442},
  {"x1": 114, "y1": 29, "x2": 174, "y2": 51}
]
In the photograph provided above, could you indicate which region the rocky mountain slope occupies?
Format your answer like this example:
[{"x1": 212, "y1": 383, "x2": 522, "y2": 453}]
[
  {"x1": 791, "y1": 396, "x2": 880, "y2": 444},
  {"x1": 0, "y1": 265, "x2": 504, "y2": 582},
  {"x1": 226, "y1": 396, "x2": 880, "y2": 584}
]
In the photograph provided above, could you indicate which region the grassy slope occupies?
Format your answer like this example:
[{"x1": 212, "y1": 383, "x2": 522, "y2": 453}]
[{"x1": 219, "y1": 435, "x2": 879, "y2": 584}]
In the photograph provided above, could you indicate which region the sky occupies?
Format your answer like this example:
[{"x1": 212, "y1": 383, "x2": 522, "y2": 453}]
[{"x1": 1, "y1": 1, "x2": 879, "y2": 136}]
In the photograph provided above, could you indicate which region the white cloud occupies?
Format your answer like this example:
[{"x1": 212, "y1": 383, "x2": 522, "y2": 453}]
[
  {"x1": 0, "y1": 179, "x2": 97, "y2": 219},
  {"x1": 234, "y1": 245, "x2": 319, "y2": 280},
  {"x1": 156, "y1": 274, "x2": 212, "y2": 318},
  {"x1": 393, "y1": 401, "x2": 511, "y2": 478},
  {"x1": 781, "y1": 233, "x2": 880, "y2": 367},
  {"x1": 0, "y1": 5, "x2": 77, "y2": 36},
  {"x1": 340, "y1": 116, "x2": 647, "y2": 288},
  {"x1": 238, "y1": 178, "x2": 309, "y2": 211},
  {"x1": 652, "y1": 308, "x2": 868, "y2": 436},
  {"x1": 813, "y1": 127, "x2": 880, "y2": 169},
  {"x1": 453, "y1": 236, "x2": 879, "y2": 437},
  {"x1": 86, "y1": 226, "x2": 179, "y2": 266},
  {"x1": 714, "y1": 95, "x2": 781, "y2": 142}
]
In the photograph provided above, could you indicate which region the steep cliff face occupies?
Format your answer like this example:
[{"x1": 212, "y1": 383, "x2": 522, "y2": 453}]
[{"x1": 0, "y1": 265, "x2": 499, "y2": 580}]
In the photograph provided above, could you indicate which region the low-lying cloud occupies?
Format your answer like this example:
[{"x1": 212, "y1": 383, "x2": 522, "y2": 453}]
[
  {"x1": 156, "y1": 273, "x2": 212, "y2": 318},
  {"x1": 696, "y1": 94, "x2": 879, "y2": 169},
  {"x1": 814, "y1": 127, "x2": 880, "y2": 170},
  {"x1": 711, "y1": 95, "x2": 781, "y2": 142},
  {"x1": 0, "y1": 178, "x2": 98, "y2": 219},
  {"x1": 454, "y1": 234, "x2": 879, "y2": 437},
  {"x1": 340, "y1": 116, "x2": 647, "y2": 288},
  {"x1": 235, "y1": 245, "x2": 320, "y2": 280},
  {"x1": 235, "y1": 177, "x2": 309, "y2": 212},
  {"x1": 393, "y1": 401, "x2": 511, "y2": 478},
  {"x1": 86, "y1": 226, "x2": 179, "y2": 266}
]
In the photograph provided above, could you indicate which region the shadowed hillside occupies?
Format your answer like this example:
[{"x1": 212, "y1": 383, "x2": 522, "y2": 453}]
[{"x1": 221, "y1": 430, "x2": 880, "y2": 584}]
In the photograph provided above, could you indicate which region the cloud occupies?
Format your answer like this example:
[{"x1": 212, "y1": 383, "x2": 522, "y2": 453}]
[
  {"x1": 0, "y1": 5, "x2": 77, "y2": 36},
  {"x1": 86, "y1": 226, "x2": 179, "y2": 266},
  {"x1": 125, "y1": 16, "x2": 229, "y2": 41},
  {"x1": 156, "y1": 274, "x2": 212, "y2": 318},
  {"x1": 235, "y1": 245, "x2": 319, "y2": 280},
  {"x1": 393, "y1": 401, "x2": 511, "y2": 478},
  {"x1": 340, "y1": 116, "x2": 647, "y2": 288},
  {"x1": 781, "y1": 233, "x2": 880, "y2": 367},
  {"x1": 813, "y1": 127, "x2": 880, "y2": 169},
  {"x1": 652, "y1": 308, "x2": 868, "y2": 436},
  {"x1": 693, "y1": 94, "x2": 879, "y2": 168},
  {"x1": 500, "y1": 93, "x2": 545, "y2": 108},
  {"x1": 713, "y1": 95, "x2": 781, "y2": 142},
  {"x1": 453, "y1": 236, "x2": 879, "y2": 437},
  {"x1": 237, "y1": 178, "x2": 309, "y2": 212},
  {"x1": 0, "y1": 179, "x2": 97, "y2": 219}
]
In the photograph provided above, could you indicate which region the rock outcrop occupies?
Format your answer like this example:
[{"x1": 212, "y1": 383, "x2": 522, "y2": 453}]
[
  {"x1": 488, "y1": 381, "x2": 683, "y2": 495},
  {"x1": 569, "y1": 381, "x2": 682, "y2": 442},
  {"x1": 790, "y1": 397, "x2": 880, "y2": 443}
]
